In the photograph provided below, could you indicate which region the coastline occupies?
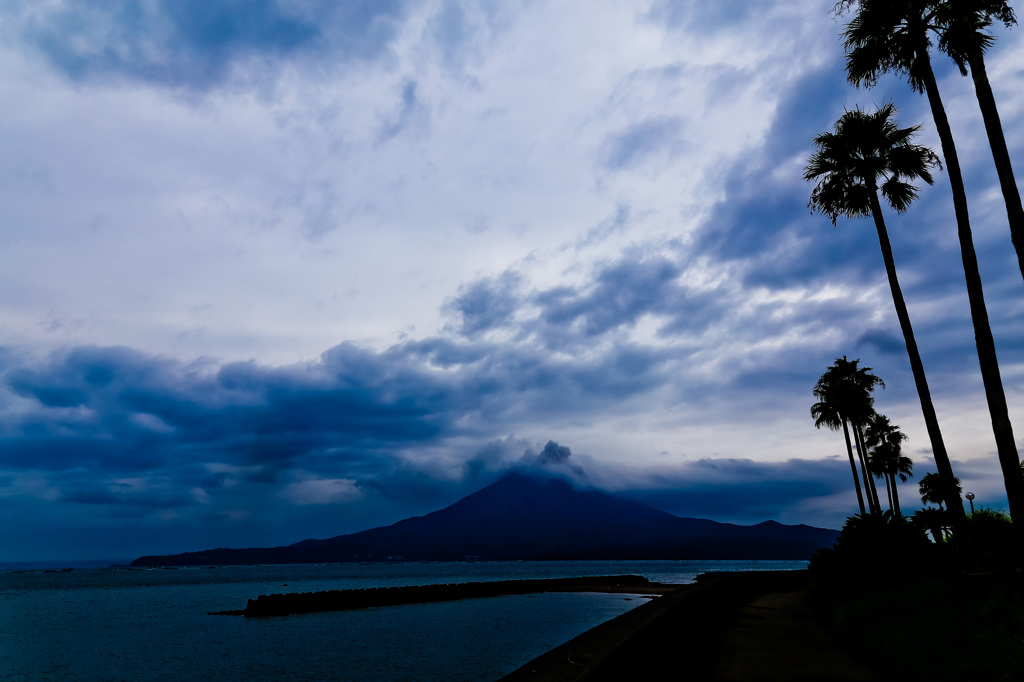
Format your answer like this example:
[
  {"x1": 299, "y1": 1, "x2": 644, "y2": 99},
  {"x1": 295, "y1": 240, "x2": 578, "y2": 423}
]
[
  {"x1": 5, "y1": 561, "x2": 832, "y2": 680},
  {"x1": 501, "y1": 570, "x2": 889, "y2": 681}
]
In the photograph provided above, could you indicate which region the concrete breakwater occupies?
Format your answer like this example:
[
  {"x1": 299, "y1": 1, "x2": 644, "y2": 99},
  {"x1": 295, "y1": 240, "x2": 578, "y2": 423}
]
[{"x1": 212, "y1": 575, "x2": 656, "y2": 618}]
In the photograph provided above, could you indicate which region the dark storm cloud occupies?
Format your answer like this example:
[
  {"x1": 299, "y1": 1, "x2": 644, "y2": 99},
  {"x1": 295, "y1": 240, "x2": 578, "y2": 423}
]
[
  {"x1": 534, "y1": 440, "x2": 570, "y2": 464},
  {"x1": 694, "y1": 65, "x2": 863, "y2": 279},
  {"x1": 461, "y1": 444, "x2": 855, "y2": 527},
  {"x1": 441, "y1": 251, "x2": 724, "y2": 354},
  {"x1": 445, "y1": 271, "x2": 523, "y2": 337},
  {"x1": 62, "y1": 487, "x2": 189, "y2": 508},
  {"x1": 856, "y1": 329, "x2": 907, "y2": 357},
  {"x1": 524, "y1": 440, "x2": 586, "y2": 479},
  {"x1": 1, "y1": 286, "x2": 719, "y2": 524},
  {"x1": 0, "y1": 326, "x2": 680, "y2": 493},
  {"x1": 534, "y1": 254, "x2": 683, "y2": 338},
  {"x1": 666, "y1": 31, "x2": 1024, "y2": 409},
  {"x1": 14, "y1": 0, "x2": 408, "y2": 90},
  {"x1": 405, "y1": 334, "x2": 673, "y2": 419},
  {"x1": 0, "y1": 343, "x2": 452, "y2": 480},
  {"x1": 619, "y1": 457, "x2": 853, "y2": 524},
  {"x1": 690, "y1": 57, "x2": 961, "y2": 296},
  {"x1": 435, "y1": 239, "x2": 886, "y2": 412},
  {"x1": 464, "y1": 438, "x2": 587, "y2": 485}
]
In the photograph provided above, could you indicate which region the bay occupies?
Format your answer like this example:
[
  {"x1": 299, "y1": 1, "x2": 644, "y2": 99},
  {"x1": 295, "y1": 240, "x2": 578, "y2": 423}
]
[{"x1": 0, "y1": 559, "x2": 805, "y2": 681}]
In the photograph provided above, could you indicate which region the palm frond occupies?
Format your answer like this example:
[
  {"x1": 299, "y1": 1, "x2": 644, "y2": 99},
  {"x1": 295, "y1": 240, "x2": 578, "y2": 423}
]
[
  {"x1": 841, "y1": 0, "x2": 938, "y2": 93},
  {"x1": 805, "y1": 104, "x2": 937, "y2": 224}
]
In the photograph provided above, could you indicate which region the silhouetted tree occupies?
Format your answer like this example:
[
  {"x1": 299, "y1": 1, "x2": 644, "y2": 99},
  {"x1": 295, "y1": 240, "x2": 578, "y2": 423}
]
[
  {"x1": 938, "y1": 0, "x2": 1024, "y2": 282},
  {"x1": 917, "y1": 472, "x2": 962, "y2": 540},
  {"x1": 920, "y1": 471, "x2": 962, "y2": 510},
  {"x1": 965, "y1": 507, "x2": 1016, "y2": 569},
  {"x1": 813, "y1": 395, "x2": 867, "y2": 515},
  {"x1": 914, "y1": 506, "x2": 951, "y2": 542},
  {"x1": 806, "y1": 103, "x2": 946, "y2": 520},
  {"x1": 865, "y1": 413, "x2": 913, "y2": 515},
  {"x1": 811, "y1": 510, "x2": 933, "y2": 578},
  {"x1": 813, "y1": 357, "x2": 884, "y2": 514},
  {"x1": 838, "y1": 0, "x2": 1021, "y2": 528}
]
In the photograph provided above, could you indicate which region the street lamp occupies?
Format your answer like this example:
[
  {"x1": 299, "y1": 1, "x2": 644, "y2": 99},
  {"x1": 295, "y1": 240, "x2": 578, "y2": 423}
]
[{"x1": 965, "y1": 492, "x2": 975, "y2": 514}]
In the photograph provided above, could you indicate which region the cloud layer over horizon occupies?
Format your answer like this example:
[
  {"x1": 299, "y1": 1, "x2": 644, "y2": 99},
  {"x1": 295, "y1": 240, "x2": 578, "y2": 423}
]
[{"x1": 1, "y1": 0, "x2": 1023, "y2": 561}]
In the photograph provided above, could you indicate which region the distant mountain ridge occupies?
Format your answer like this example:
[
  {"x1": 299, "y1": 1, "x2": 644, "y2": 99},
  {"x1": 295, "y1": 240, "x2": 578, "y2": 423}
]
[{"x1": 131, "y1": 471, "x2": 839, "y2": 566}]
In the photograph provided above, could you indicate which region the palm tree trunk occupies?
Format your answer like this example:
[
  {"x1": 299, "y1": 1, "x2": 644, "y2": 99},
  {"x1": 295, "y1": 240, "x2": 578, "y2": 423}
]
[
  {"x1": 842, "y1": 420, "x2": 867, "y2": 515},
  {"x1": 854, "y1": 423, "x2": 880, "y2": 514},
  {"x1": 867, "y1": 189, "x2": 957, "y2": 516},
  {"x1": 885, "y1": 473, "x2": 894, "y2": 513},
  {"x1": 968, "y1": 49, "x2": 1024, "y2": 283},
  {"x1": 917, "y1": 50, "x2": 1022, "y2": 529},
  {"x1": 891, "y1": 473, "x2": 902, "y2": 517}
]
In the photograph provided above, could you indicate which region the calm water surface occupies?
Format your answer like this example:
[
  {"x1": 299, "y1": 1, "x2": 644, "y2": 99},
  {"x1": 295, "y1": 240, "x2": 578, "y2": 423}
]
[{"x1": 0, "y1": 560, "x2": 805, "y2": 681}]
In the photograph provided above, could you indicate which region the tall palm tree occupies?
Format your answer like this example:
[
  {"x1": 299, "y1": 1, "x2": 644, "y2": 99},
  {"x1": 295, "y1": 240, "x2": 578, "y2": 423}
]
[
  {"x1": 813, "y1": 357, "x2": 885, "y2": 514},
  {"x1": 812, "y1": 395, "x2": 867, "y2": 515},
  {"x1": 839, "y1": 0, "x2": 1021, "y2": 527},
  {"x1": 805, "y1": 104, "x2": 953, "y2": 519},
  {"x1": 865, "y1": 413, "x2": 914, "y2": 515},
  {"x1": 938, "y1": 0, "x2": 1024, "y2": 282}
]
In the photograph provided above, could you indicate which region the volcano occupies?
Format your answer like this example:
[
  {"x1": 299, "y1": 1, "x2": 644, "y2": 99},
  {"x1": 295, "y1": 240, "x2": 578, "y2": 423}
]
[{"x1": 131, "y1": 471, "x2": 838, "y2": 566}]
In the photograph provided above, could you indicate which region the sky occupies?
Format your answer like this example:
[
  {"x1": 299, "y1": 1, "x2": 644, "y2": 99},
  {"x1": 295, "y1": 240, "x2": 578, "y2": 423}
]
[{"x1": 1, "y1": 0, "x2": 1023, "y2": 563}]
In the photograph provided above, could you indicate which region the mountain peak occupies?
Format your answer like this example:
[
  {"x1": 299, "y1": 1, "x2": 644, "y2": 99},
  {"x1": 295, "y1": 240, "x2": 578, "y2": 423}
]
[{"x1": 131, "y1": 471, "x2": 839, "y2": 566}]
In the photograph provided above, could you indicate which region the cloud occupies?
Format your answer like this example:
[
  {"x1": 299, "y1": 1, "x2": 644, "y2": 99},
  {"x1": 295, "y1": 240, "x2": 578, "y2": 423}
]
[
  {"x1": 645, "y1": 0, "x2": 787, "y2": 33},
  {"x1": 280, "y1": 475, "x2": 363, "y2": 505},
  {"x1": 2, "y1": 0, "x2": 1023, "y2": 561},
  {"x1": 613, "y1": 457, "x2": 858, "y2": 526},
  {"x1": 535, "y1": 254, "x2": 683, "y2": 338},
  {"x1": 377, "y1": 79, "x2": 427, "y2": 142},
  {"x1": 445, "y1": 271, "x2": 523, "y2": 337},
  {"x1": 12, "y1": 0, "x2": 408, "y2": 91},
  {"x1": 856, "y1": 329, "x2": 907, "y2": 356},
  {"x1": 0, "y1": 343, "x2": 454, "y2": 479},
  {"x1": 600, "y1": 117, "x2": 686, "y2": 171},
  {"x1": 519, "y1": 440, "x2": 586, "y2": 480}
]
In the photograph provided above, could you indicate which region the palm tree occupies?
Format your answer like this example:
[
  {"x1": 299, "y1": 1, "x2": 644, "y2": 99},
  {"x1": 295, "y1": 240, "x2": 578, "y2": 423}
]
[
  {"x1": 865, "y1": 413, "x2": 914, "y2": 515},
  {"x1": 938, "y1": 1, "x2": 1024, "y2": 282},
  {"x1": 812, "y1": 395, "x2": 867, "y2": 515},
  {"x1": 920, "y1": 471, "x2": 962, "y2": 510},
  {"x1": 813, "y1": 357, "x2": 884, "y2": 514},
  {"x1": 918, "y1": 472, "x2": 957, "y2": 540},
  {"x1": 805, "y1": 104, "x2": 952, "y2": 518},
  {"x1": 838, "y1": 0, "x2": 1021, "y2": 528},
  {"x1": 843, "y1": 361, "x2": 886, "y2": 515},
  {"x1": 914, "y1": 506, "x2": 952, "y2": 542}
]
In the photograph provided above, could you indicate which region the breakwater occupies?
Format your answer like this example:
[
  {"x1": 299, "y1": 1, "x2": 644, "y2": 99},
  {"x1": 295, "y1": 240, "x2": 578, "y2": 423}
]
[{"x1": 214, "y1": 574, "x2": 655, "y2": 618}]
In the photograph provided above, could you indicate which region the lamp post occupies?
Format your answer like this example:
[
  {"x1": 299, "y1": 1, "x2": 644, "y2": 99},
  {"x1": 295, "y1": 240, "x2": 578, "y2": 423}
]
[{"x1": 965, "y1": 492, "x2": 975, "y2": 514}]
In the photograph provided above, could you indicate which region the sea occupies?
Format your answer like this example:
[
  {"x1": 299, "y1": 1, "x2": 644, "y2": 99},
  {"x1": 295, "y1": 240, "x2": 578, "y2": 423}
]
[{"x1": 0, "y1": 559, "x2": 806, "y2": 681}]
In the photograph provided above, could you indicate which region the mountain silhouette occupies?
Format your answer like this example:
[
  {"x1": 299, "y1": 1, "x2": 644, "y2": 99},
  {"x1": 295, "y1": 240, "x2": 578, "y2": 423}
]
[{"x1": 132, "y1": 471, "x2": 838, "y2": 566}]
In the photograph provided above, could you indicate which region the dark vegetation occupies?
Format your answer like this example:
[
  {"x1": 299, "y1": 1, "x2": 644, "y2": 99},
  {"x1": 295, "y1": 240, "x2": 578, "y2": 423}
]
[
  {"x1": 810, "y1": 510, "x2": 1023, "y2": 681},
  {"x1": 802, "y1": 4, "x2": 1024, "y2": 678}
]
